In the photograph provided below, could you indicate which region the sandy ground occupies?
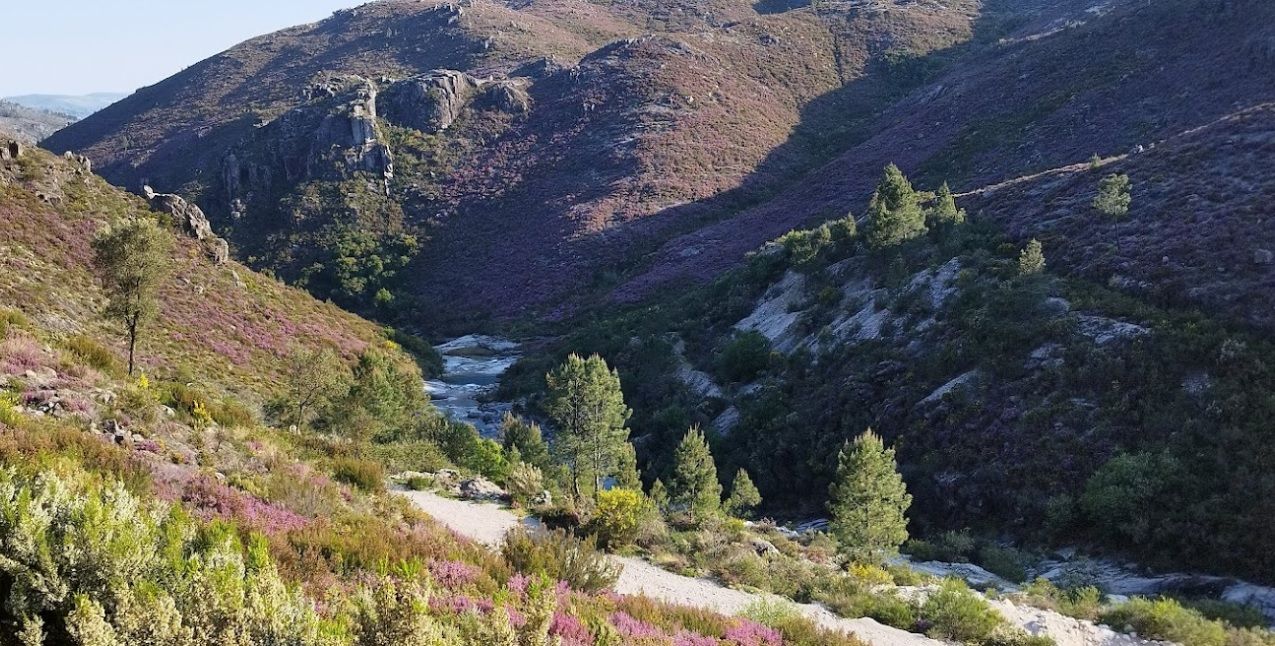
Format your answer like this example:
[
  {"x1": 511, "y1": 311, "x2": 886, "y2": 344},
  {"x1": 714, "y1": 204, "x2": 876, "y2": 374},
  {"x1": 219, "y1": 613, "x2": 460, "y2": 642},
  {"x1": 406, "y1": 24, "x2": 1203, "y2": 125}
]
[{"x1": 402, "y1": 490, "x2": 1170, "y2": 646}]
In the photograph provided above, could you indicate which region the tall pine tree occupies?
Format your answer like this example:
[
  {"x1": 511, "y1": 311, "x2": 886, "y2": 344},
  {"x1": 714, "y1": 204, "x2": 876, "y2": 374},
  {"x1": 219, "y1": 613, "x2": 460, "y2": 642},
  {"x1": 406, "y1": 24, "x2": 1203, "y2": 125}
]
[
  {"x1": 668, "y1": 427, "x2": 721, "y2": 516},
  {"x1": 865, "y1": 164, "x2": 927, "y2": 250},
  {"x1": 927, "y1": 182, "x2": 966, "y2": 227},
  {"x1": 828, "y1": 429, "x2": 912, "y2": 563},
  {"x1": 545, "y1": 354, "x2": 631, "y2": 499},
  {"x1": 726, "y1": 469, "x2": 762, "y2": 519}
]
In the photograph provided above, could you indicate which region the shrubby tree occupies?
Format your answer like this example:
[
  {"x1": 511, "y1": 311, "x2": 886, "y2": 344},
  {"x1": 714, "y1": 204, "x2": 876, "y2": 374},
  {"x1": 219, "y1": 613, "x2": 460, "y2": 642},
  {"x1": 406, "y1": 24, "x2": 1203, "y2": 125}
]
[
  {"x1": 1018, "y1": 239, "x2": 1046, "y2": 276},
  {"x1": 616, "y1": 442, "x2": 643, "y2": 490},
  {"x1": 828, "y1": 429, "x2": 912, "y2": 563},
  {"x1": 725, "y1": 468, "x2": 762, "y2": 519},
  {"x1": 335, "y1": 347, "x2": 429, "y2": 444},
  {"x1": 277, "y1": 344, "x2": 351, "y2": 430},
  {"x1": 718, "y1": 331, "x2": 771, "y2": 383},
  {"x1": 865, "y1": 164, "x2": 928, "y2": 250},
  {"x1": 648, "y1": 479, "x2": 670, "y2": 513},
  {"x1": 927, "y1": 182, "x2": 966, "y2": 227},
  {"x1": 500, "y1": 413, "x2": 552, "y2": 471},
  {"x1": 91, "y1": 218, "x2": 171, "y2": 375},
  {"x1": 545, "y1": 354, "x2": 632, "y2": 499},
  {"x1": 1094, "y1": 173, "x2": 1132, "y2": 218},
  {"x1": 668, "y1": 427, "x2": 721, "y2": 516}
]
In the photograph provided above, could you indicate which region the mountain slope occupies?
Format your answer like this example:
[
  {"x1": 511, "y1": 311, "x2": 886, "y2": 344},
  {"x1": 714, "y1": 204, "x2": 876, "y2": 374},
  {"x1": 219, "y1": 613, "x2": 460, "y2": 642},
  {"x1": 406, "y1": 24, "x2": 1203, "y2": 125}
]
[
  {"x1": 0, "y1": 100, "x2": 74, "y2": 144},
  {"x1": 42, "y1": 0, "x2": 1275, "y2": 332},
  {"x1": 3, "y1": 92, "x2": 126, "y2": 119},
  {"x1": 0, "y1": 138, "x2": 394, "y2": 399}
]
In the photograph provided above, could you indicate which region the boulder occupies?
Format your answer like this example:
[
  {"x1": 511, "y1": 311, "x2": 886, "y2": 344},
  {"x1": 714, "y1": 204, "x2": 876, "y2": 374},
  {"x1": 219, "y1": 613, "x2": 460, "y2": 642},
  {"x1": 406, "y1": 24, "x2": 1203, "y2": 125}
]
[
  {"x1": 478, "y1": 80, "x2": 532, "y2": 114},
  {"x1": 381, "y1": 70, "x2": 481, "y2": 132},
  {"x1": 458, "y1": 477, "x2": 507, "y2": 501},
  {"x1": 750, "y1": 538, "x2": 780, "y2": 558},
  {"x1": 143, "y1": 185, "x2": 231, "y2": 265},
  {"x1": 1, "y1": 141, "x2": 22, "y2": 160},
  {"x1": 1254, "y1": 248, "x2": 1274, "y2": 265}
]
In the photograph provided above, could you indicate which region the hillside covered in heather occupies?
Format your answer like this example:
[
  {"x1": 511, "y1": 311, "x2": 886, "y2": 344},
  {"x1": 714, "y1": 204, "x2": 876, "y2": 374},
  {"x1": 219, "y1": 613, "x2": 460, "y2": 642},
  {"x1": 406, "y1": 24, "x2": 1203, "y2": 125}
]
[{"x1": 48, "y1": 0, "x2": 1274, "y2": 328}]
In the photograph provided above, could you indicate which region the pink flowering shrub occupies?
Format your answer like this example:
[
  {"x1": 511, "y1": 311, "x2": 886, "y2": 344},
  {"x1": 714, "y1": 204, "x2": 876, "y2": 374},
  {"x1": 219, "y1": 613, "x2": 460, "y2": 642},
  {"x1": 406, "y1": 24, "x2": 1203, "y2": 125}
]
[
  {"x1": 551, "y1": 611, "x2": 594, "y2": 646},
  {"x1": 0, "y1": 335, "x2": 46, "y2": 374},
  {"x1": 172, "y1": 474, "x2": 310, "y2": 535},
  {"x1": 675, "y1": 632, "x2": 723, "y2": 646},
  {"x1": 430, "y1": 559, "x2": 480, "y2": 589},
  {"x1": 724, "y1": 620, "x2": 783, "y2": 646},
  {"x1": 612, "y1": 611, "x2": 665, "y2": 639}
]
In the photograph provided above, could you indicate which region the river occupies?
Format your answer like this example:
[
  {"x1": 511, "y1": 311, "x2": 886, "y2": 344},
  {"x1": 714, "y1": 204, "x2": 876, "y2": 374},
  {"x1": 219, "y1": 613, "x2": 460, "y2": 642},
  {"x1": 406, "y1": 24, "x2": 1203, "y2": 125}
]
[{"x1": 423, "y1": 335, "x2": 521, "y2": 438}]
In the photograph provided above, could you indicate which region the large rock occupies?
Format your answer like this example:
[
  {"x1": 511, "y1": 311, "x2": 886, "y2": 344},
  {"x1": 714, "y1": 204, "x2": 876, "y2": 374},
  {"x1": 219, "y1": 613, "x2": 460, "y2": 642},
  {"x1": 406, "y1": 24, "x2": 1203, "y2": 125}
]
[
  {"x1": 458, "y1": 477, "x2": 507, "y2": 501},
  {"x1": 143, "y1": 185, "x2": 230, "y2": 265},
  {"x1": 381, "y1": 70, "x2": 481, "y2": 132}
]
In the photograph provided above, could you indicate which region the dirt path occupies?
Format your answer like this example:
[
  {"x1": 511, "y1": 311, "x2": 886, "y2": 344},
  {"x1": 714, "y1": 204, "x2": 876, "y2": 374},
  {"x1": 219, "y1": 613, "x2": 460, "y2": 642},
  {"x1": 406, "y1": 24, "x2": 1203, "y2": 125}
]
[{"x1": 401, "y1": 489, "x2": 940, "y2": 646}]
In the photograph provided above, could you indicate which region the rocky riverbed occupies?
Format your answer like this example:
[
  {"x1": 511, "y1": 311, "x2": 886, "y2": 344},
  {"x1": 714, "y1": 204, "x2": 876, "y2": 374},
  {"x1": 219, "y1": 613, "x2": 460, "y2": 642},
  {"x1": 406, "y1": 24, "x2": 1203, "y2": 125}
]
[{"x1": 424, "y1": 335, "x2": 520, "y2": 437}]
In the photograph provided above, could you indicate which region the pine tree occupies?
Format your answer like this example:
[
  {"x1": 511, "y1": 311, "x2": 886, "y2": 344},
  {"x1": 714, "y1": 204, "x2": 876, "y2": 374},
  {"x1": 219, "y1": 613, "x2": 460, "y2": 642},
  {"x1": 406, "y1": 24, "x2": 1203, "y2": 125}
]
[
  {"x1": 725, "y1": 469, "x2": 762, "y2": 519},
  {"x1": 649, "y1": 479, "x2": 670, "y2": 513},
  {"x1": 91, "y1": 218, "x2": 171, "y2": 375},
  {"x1": 545, "y1": 354, "x2": 632, "y2": 499},
  {"x1": 828, "y1": 429, "x2": 912, "y2": 563},
  {"x1": 1018, "y1": 239, "x2": 1046, "y2": 276},
  {"x1": 500, "y1": 413, "x2": 552, "y2": 472},
  {"x1": 668, "y1": 427, "x2": 721, "y2": 516},
  {"x1": 927, "y1": 182, "x2": 966, "y2": 227},
  {"x1": 616, "y1": 442, "x2": 642, "y2": 490},
  {"x1": 1094, "y1": 173, "x2": 1132, "y2": 218},
  {"x1": 865, "y1": 164, "x2": 928, "y2": 250}
]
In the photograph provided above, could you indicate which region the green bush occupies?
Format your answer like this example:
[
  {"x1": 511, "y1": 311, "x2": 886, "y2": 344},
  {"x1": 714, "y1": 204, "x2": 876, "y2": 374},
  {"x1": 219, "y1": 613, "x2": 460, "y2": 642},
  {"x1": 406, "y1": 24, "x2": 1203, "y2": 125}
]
[
  {"x1": 1100, "y1": 598, "x2": 1227, "y2": 646},
  {"x1": 505, "y1": 462, "x2": 545, "y2": 507},
  {"x1": 976, "y1": 544, "x2": 1032, "y2": 583},
  {"x1": 333, "y1": 456, "x2": 387, "y2": 493},
  {"x1": 63, "y1": 334, "x2": 122, "y2": 374},
  {"x1": 502, "y1": 527, "x2": 620, "y2": 593},
  {"x1": 368, "y1": 440, "x2": 453, "y2": 474},
  {"x1": 921, "y1": 579, "x2": 1006, "y2": 643},
  {"x1": 717, "y1": 331, "x2": 772, "y2": 383}
]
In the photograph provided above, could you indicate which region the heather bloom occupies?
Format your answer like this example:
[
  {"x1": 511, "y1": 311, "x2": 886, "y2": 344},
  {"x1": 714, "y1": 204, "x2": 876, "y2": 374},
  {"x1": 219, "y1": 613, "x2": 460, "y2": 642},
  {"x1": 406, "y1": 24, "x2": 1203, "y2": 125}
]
[
  {"x1": 674, "y1": 632, "x2": 722, "y2": 646},
  {"x1": 430, "y1": 595, "x2": 491, "y2": 615},
  {"x1": 551, "y1": 611, "x2": 593, "y2": 646},
  {"x1": 507, "y1": 573, "x2": 531, "y2": 595},
  {"x1": 429, "y1": 559, "x2": 479, "y2": 589},
  {"x1": 611, "y1": 611, "x2": 664, "y2": 639},
  {"x1": 724, "y1": 619, "x2": 783, "y2": 646},
  {"x1": 174, "y1": 475, "x2": 309, "y2": 534}
]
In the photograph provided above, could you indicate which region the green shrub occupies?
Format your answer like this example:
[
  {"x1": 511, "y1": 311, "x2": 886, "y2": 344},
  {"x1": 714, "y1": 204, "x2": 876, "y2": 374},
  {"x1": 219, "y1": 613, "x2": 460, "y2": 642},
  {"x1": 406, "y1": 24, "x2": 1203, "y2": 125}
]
[
  {"x1": 718, "y1": 331, "x2": 772, "y2": 383},
  {"x1": 333, "y1": 456, "x2": 387, "y2": 493},
  {"x1": 1100, "y1": 598, "x2": 1227, "y2": 646},
  {"x1": 976, "y1": 544, "x2": 1031, "y2": 583},
  {"x1": 1185, "y1": 599, "x2": 1269, "y2": 629},
  {"x1": 368, "y1": 440, "x2": 453, "y2": 474},
  {"x1": 506, "y1": 462, "x2": 545, "y2": 507},
  {"x1": 405, "y1": 475, "x2": 433, "y2": 491},
  {"x1": 63, "y1": 334, "x2": 121, "y2": 374},
  {"x1": 502, "y1": 527, "x2": 619, "y2": 593},
  {"x1": 741, "y1": 599, "x2": 863, "y2": 646},
  {"x1": 921, "y1": 579, "x2": 1006, "y2": 643}
]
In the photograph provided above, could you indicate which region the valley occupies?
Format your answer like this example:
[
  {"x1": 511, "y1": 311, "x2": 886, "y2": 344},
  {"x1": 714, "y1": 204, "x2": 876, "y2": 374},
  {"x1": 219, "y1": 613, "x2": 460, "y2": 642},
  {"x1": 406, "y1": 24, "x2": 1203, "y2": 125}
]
[{"x1": 4, "y1": 0, "x2": 1275, "y2": 644}]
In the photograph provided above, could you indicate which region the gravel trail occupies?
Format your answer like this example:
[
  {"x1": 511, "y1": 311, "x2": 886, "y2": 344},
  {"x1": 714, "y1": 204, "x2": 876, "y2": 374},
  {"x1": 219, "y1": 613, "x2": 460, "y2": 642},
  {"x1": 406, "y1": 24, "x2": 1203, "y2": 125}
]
[{"x1": 401, "y1": 489, "x2": 940, "y2": 646}]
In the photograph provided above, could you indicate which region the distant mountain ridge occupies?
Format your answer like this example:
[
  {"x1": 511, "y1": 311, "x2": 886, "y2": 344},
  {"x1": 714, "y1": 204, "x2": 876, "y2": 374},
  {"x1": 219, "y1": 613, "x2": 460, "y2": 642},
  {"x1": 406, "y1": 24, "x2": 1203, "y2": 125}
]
[
  {"x1": 4, "y1": 92, "x2": 127, "y2": 119},
  {"x1": 0, "y1": 100, "x2": 74, "y2": 144}
]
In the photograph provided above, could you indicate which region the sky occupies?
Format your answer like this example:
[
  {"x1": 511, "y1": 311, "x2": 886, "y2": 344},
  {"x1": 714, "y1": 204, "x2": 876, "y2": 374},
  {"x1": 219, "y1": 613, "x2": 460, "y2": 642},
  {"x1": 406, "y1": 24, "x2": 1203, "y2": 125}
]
[{"x1": 1, "y1": 1, "x2": 363, "y2": 97}]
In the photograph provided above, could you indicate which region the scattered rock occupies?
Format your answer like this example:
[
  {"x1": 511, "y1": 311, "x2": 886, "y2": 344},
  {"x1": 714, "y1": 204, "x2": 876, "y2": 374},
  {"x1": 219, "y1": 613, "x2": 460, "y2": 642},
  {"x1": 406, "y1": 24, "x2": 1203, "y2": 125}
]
[
  {"x1": 1254, "y1": 248, "x2": 1274, "y2": 265},
  {"x1": 920, "y1": 370, "x2": 981, "y2": 406},
  {"x1": 458, "y1": 477, "x2": 507, "y2": 501},
  {"x1": 530, "y1": 490, "x2": 552, "y2": 507},
  {"x1": 1076, "y1": 314, "x2": 1149, "y2": 346}
]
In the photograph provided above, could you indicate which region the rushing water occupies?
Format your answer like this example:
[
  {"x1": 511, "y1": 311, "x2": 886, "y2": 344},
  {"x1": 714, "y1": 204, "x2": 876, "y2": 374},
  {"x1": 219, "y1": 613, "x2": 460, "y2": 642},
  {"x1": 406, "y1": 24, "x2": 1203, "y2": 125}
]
[{"x1": 423, "y1": 335, "x2": 520, "y2": 438}]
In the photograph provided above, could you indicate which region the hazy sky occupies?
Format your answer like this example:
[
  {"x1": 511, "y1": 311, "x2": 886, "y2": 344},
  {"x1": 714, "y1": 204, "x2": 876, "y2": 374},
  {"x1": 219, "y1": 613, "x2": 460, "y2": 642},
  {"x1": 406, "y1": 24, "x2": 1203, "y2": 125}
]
[{"x1": 2, "y1": 1, "x2": 363, "y2": 97}]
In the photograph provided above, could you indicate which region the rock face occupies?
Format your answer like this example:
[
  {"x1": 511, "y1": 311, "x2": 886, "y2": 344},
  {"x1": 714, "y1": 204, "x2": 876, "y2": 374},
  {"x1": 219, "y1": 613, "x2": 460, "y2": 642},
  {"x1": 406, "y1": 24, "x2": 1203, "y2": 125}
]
[
  {"x1": 221, "y1": 75, "x2": 394, "y2": 207},
  {"x1": 143, "y1": 186, "x2": 230, "y2": 264},
  {"x1": 381, "y1": 70, "x2": 481, "y2": 132},
  {"x1": 1, "y1": 140, "x2": 23, "y2": 160}
]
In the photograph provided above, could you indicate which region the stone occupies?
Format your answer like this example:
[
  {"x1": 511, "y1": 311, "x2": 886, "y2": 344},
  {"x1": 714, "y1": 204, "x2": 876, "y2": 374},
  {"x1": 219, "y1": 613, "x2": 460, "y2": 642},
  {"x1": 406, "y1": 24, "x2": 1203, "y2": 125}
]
[
  {"x1": 381, "y1": 70, "x2": 481, "y2": 132},
  {"x1": 531, "y1": 490, "x2": 552, "y2": 507},
  {"x1": 143, "y1": 185, "x2": 231, "y2": 265},
  {"x1": 1254, "y1": 248, "x2": 1274, "y2": 265},
  {"x1": 458, "y1": 477, "x2": 507, "y2": 501},
  {"x1": 478, "y1": 80, "x2": 532, "y2": 114},
  {"x1": 750, "y1": 538, "x2": 780, "y2": 557},
  {"x1": 3, "y1": 141, "x2": 22, "y2": 160}
]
